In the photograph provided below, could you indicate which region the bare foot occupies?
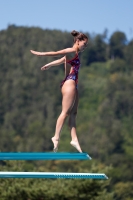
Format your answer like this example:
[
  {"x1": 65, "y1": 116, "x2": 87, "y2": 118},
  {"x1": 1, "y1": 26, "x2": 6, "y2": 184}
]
[
  {"x1": 51, "y1": 137, "x2": 59, "y2": 153},
  {"x1": 70, "y1": 141, "x2": 82, "y2": 153}
]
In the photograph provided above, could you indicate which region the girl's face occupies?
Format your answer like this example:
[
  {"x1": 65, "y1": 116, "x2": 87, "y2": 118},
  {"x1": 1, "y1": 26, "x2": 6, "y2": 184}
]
[{"x1": 78, "y1": 39, "x2": 88, "y2": 52}]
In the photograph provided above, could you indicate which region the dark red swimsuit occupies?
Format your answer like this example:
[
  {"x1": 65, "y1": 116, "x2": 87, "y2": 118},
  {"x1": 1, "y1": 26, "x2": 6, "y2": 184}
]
[{"x1": 60, "y1": 54, "x2": 80, "y2": 88}]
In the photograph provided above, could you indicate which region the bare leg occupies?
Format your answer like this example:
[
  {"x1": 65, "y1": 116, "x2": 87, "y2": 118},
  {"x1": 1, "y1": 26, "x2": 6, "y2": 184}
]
[
  {"x1": 68, "y1": 90, "x2": 82, "y2": 153},
  {"x1": 52, "y1": 80, "x2": 76, "y2": 152}
]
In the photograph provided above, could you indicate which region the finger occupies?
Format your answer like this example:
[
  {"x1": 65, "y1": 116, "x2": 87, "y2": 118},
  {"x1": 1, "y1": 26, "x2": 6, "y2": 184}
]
[
  {"x1": 30, "y1": 50, "x2": 35, "y2": 54},
  {"x1": 41, "y1": 66, "x2": 47, "y2": 70}
]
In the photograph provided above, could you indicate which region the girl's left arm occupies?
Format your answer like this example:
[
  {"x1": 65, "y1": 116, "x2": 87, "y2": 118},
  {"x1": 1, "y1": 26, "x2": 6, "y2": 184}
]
[{"x1": 41, "y1": 56, "x2": 66, "y2": 70}]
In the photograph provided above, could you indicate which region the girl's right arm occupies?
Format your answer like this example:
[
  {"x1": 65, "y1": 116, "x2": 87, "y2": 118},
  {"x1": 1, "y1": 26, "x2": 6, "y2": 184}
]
[{"x1": 30, "y1": 47, "x2": 76, "y2": 57}]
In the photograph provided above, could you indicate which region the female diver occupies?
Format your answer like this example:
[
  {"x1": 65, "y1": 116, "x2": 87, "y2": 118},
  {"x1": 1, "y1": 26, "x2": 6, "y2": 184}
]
[{"x1": 30, "y1": 30, "x2": 88, "y2": 153}]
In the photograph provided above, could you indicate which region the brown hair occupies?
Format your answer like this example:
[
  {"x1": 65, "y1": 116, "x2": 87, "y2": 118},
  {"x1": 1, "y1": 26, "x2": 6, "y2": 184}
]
[{"x1": 71, "y1": 30, "x2": 88, "y2": 43}]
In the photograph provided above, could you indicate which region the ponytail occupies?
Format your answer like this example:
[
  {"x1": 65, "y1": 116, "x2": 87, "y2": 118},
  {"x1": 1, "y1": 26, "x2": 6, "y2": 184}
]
[
  {"x1": 71, "y1": 30, "x2": 80, "y2": 37},
  {"x1": 71, "y1": 30, "x2": 88, "y2": 43}
]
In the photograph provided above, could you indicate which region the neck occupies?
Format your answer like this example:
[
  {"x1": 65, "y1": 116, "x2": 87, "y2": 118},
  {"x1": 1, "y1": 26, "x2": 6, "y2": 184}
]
[{"x1": 73, "y1": 44, "x2": 79, "y2": 54}]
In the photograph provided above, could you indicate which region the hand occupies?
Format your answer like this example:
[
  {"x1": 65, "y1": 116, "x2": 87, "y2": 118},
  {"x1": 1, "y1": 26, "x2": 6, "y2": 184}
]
[
  {"x1": 30, "y1": 50, "x2": 43, "y2": 56},
  {"x1": 41, "y1": 65, "x2": 50, "y2": 71}
]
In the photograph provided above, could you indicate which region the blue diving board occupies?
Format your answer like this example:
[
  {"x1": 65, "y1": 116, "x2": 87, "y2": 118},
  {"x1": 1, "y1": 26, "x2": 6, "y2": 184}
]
[
  {"x1": 0, "y1": 152, "x2": 91, "y2": 160},
  {"x1": 0, "y1": 172, "x2": 108, "y2": 179}
]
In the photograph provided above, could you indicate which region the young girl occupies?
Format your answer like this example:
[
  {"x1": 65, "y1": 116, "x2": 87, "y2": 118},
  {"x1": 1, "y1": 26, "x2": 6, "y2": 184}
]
[{"x1": 30, "y1": 30, "x2": 88, "y2": 153}]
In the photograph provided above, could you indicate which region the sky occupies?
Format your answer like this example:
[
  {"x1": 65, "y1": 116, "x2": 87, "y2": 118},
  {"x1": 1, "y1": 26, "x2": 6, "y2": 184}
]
[{"x1": 0, "y1": 0, "x2": 133, "y2": 41}]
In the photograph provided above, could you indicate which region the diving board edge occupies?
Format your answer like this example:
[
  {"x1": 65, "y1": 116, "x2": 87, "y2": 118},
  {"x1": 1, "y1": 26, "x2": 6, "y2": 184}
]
[
  {"x1": 0, "y1": 152, "x2": 91, "y2": 160},
  {"x1": 0, "y1": 172, "x2": 108, "y2": 179}
]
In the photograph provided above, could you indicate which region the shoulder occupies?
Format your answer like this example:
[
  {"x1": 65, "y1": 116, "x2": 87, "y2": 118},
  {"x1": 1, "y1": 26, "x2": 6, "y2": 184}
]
[
  {"x1": 63, "y1": 47, "x2": 76, "y2": 54},
  {"x1": 54, "y1": 47, "x2": 76, "y2": 56}
]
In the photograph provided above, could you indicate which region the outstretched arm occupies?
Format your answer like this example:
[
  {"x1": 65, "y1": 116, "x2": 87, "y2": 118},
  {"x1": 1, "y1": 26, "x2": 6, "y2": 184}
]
[
  {"x1": 41, "y1": 56, "x2": 66, "y2": 70},
  {"x1": 30, "y1": 47, "x2": 76, "y2": 57}
]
